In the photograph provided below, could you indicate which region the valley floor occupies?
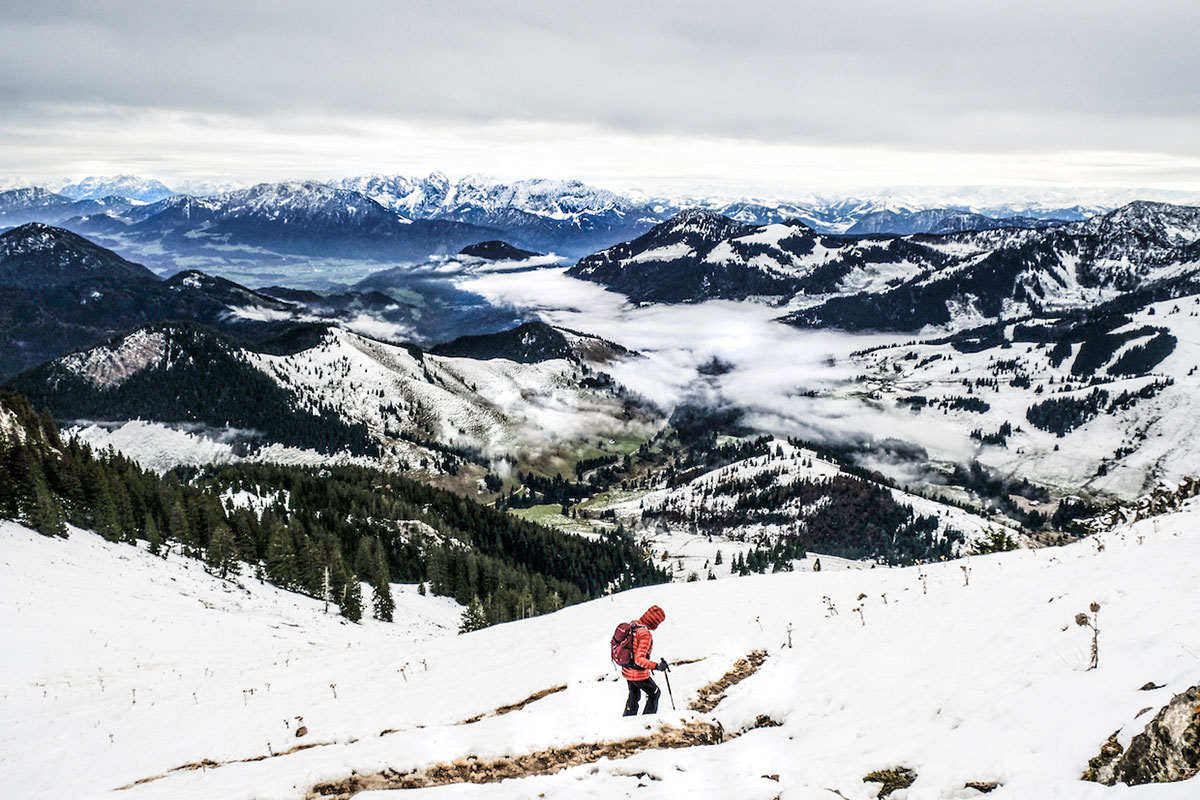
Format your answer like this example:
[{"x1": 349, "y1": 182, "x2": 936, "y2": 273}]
[{"x1": 3, "y1": 502, "x2": 1200, "y2": 799}]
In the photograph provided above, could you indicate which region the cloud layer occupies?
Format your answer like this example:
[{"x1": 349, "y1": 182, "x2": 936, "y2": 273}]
[
  {"x1": 458, "y1": 268, "x2": 976, "y2": 464},
  {"x1": 1, "y1": 1, "x2": 1198, "y2": 193}
]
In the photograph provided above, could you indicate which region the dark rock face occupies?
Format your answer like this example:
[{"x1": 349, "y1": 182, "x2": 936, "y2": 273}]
[
  {"x1": 0, "y1": 222, "x2": 159, "y2": 289},
  {"x1": 1084, "y1": 684, "x2": 1200, "y2": 785},
  {"x1": 431, "y1": 321, "x2": 573, "y2": 363},
  {"x1": 458, "y1": 240, "x2": 541, "y2": 260}
]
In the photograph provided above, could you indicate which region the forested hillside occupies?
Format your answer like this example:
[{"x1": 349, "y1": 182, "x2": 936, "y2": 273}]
[{"x1": 0, "y1": 391, "x2": 666, "y2": 628}]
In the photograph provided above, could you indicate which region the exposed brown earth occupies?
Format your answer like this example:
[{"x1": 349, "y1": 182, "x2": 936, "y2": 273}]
[
  {"x1": 456, "y1": 683, "x2": 569, "y2": 725},
  {"x1": 115, "y1": 741, "x2": 334, "y2": 790},
  {"x1": 306, "y1": 720, "x2": 726, "y2": 799},
  {"x1": 689, "y1": 650, "x2": 768, "y2": 713}
]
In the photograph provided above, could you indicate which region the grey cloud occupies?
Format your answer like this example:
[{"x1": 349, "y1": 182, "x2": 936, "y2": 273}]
[{"x1": 1, "y1": 0, "x2": 1197, "y2": 158}]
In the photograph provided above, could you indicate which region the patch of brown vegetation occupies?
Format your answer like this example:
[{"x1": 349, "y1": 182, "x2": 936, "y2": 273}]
[
  {"x1": 453, "y1": 684, "x2": 569, "y2": 726},
  {"x1": 305, "y1": 720, "x2": 727, "y2": 799},
  {"x1": 689, "y1": 651, "x2": 768, "y2": 713},
  {"x1": 862, "y1": 767, "x2": 916, "y2": 798},
  {"x1": 494, "y1": 684, "x2": 568, "y2": 716},
  {"x1": 1081, "y1": 732, "x2": 1125, "y2": 782},
  {"x1": 964, "y1": 781, "x2": 999, "y2": 794},
  {"x1": 116, "y1": 741, "x2": 334, "y2": 790}
]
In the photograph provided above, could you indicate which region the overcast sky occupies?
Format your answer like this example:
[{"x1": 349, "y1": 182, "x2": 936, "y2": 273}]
[{"x1": 1, "y1": 0, "x2": 1197, "y2": 198}]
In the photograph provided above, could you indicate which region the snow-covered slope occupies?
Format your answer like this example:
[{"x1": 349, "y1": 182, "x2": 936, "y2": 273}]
[
  {"x1": 568, "y1": 202, "x2": 1200, "y2": 334},
  {"x1": 5, "y1": 493, "x2": 1200, "y2": 799},
  {"x1": 597, "y1": 437, "x2": 1021, "y2": 558},
  {"x1": 19, "y1": 322, "x2": 659, "y2": 472},
  {"x1": 0, "y1": 519, "x2": 462, "y2": 800},
  {"x1": 844, "y1": 294, "x2": 1200, "y2": 498},
  {"x1": 246, "y1": 326, "x2": 656, "y2": 462},
  {"x1": 566, "y1": 208, "x2": 1026, "y2": 307}
]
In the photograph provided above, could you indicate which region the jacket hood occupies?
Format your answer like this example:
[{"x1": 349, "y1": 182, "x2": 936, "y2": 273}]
[{"x1": 639, "y1": 605, "x2": 665, "y2": 630}]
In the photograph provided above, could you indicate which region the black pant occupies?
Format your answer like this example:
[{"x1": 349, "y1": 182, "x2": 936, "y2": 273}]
[{"x1": 623, "y1": 678, "x2": 660, "y2": 716}]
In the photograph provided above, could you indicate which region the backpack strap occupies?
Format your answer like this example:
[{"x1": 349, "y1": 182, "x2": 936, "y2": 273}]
[{"x1": 624, "y1": 623, "x2": 646, "y2": 668}]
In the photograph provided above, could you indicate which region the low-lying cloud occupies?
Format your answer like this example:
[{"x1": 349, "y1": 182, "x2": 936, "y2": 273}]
[{"x1": 459, "y1": 267, "x2": 979, "y2": 465}]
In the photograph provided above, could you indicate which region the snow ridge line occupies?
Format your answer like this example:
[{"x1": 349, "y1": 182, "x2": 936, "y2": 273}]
[
  {"x1": 689, "y1": 650, "x2": 768, "y2": 713},
  {"x1": 114, "y1": 741, "x2": 337, "y2": 790}
]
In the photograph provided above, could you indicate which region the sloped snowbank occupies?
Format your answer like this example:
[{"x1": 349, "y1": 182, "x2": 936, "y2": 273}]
[{"x1": 4, "y1": 499, "x2": 1200, "y2": 799}]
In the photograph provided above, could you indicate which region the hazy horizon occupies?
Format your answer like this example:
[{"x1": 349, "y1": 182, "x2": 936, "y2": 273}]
[
  {"x1": 1, "y1": 2, "x2": 1197, "y2": 200},
  {"x1": 5, "y1": 171, "x2": 1200, "y2": 211}
]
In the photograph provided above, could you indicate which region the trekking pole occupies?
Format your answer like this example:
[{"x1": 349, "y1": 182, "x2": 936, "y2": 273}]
[{"x1": 663, "y1": 669, "x2": 676, "y2": 711}]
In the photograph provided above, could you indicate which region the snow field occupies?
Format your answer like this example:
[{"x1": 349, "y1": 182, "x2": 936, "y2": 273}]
[
  {"x1": 69, "y1": 419, "x2": 379, "y2": 474},
  {"x1": 854, "y1": 293, "x2": 1200, "y2": 498},
  {"x1": 601, "y1": 438, "x2": 1014, "y2": 569},
  {"x1": 0, "y1": 521, "x2": 461, "y2": 799},
  {"x1": 247, "y1": 327, "x2": 649, "y2": 463},
  {"x1": 6, "y1": 497, "x2": 1200, "y2": 798}
]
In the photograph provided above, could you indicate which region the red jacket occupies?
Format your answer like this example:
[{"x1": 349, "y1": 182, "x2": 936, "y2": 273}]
[{"x1": 621, "y1": 605, "x2": 665, "y2": 681}]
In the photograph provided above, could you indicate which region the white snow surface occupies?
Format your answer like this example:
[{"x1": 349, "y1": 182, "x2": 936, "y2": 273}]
[
  {"x1": 59, "y1": 329, "x2": 168, "y2": 389},
  {"x1": 6, "y1": 501, "x2": 1200, "y2": 799},
  {"x1": 246, "y1": 327, "x2": 652, "y2": 461},
  {"x1": 851, "y1": 295, "x2": 1200, "y2": 497},
  {"x1": 601, "y1": 438, "x2": 1018, "y2": 560},
  {"x1": 68, "y1": 420, "x2": 374, "y2": 474}
]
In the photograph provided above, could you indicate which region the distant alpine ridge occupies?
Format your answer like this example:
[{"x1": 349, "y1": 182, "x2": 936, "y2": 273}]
[
  {"x1": 0, "y1": 173, "x2": 1119, "y2": 275},
  {"x1": 569, "y1": 201, "x2": 1200, "y2": 331}
]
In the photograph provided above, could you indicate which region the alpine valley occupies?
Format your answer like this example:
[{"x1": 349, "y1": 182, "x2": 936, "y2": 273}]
[{"x1": 6, "y1": 173, "x2": 1200, "y2": 799}]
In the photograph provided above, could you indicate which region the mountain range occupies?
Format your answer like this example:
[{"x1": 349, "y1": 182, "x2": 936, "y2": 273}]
[
  {"x1": 568, "y1": 201, "x2": 1200, "y2": 332},
  {"x1": 8, "y1": 195, "x2": 1200, "y2": 510},
  {"x1": 10, "y1": 318, "x2": 657, "y2": 480},
  {"x1": 0, "y1": 222, "x2": 510, "y2": 380},
  {"x1": 0, "y1": 174, "x2": 1112, "y2": 279}
]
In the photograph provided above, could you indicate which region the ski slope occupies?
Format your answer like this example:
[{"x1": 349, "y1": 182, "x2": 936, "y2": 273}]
[{"x1": 3, "y1": 501, "x2": 1200, "y2": 798}]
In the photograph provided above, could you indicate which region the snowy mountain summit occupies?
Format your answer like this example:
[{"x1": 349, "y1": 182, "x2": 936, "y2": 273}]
[
  {"x1": 55, "y1": 175, "x2": 175, "y2": 204},
  {"x1": 0, "y1": 222, "x2": 158, "y2": 289}
]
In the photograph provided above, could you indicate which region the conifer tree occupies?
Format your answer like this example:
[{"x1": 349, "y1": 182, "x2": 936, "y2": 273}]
[
  {"x1": 355, "y1": 537, "x2": 374, "y2": 579},
  {"x1": 341, "y1": 572, "x2": 363, "y2": 622},
  {"x1": 265, "y1": 519, "x2": 298, "y2": 589},
  {"x1": 8, "y1": 442, "x2": 67, "y2": 537},
  {"x1": 459, "y1": 595, "x2": 488, "y2": 633},
  {"x1": 370, "y1": 545, "x2": 395, "y2": 623},
  {"x1": 206, "y1": 522, "x2": 238, "y2": 579},
  {"x1": 541, "y1": 590, "x2": 563, "y2": 614},
  {"x1": 145, "y1": 513, "x2": 163, "y2": 555},
  {"x1": 229, "y1": 511, "x2": 256, "y2": 562},
  {"x1": 167, "y1": 499, "x2": 191, "y2": 555},
  {"x1": 30, "y1": 480, "x2": 67, "y2": 538}
]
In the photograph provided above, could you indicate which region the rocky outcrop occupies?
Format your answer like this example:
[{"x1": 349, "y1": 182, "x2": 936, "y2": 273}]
[{"x1": 1084, "y1": 684, "x2": 1200, "y2": 785}]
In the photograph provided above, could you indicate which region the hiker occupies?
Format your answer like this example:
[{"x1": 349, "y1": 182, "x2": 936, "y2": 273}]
[{"x1": 618, "y1": 604, "x2": 669, "y2": 716}]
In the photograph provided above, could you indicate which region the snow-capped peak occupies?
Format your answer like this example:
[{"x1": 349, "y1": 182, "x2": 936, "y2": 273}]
[
  {"x1": 55, "y1": 175, "x2": 175, "y2": 204},
  {"x1": 1076, "y1": 200, "x2": 1200, "y2": 247}
]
